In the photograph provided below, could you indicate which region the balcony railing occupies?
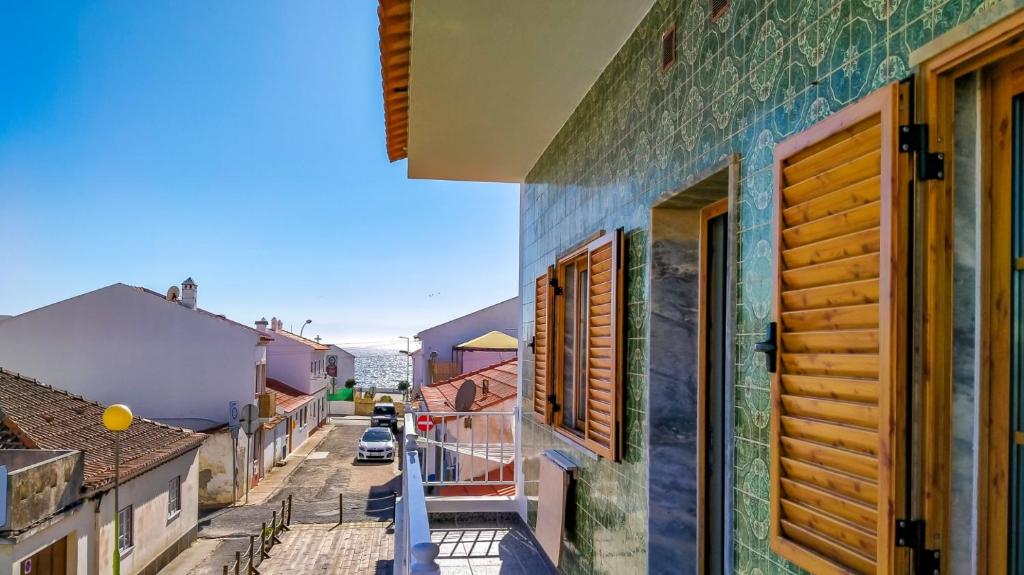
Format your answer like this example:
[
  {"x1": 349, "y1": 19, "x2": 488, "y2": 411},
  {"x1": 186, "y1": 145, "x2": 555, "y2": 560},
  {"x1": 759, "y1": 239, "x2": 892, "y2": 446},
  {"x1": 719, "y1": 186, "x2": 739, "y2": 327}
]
[{"x1": 396, "y1": 412, "x2": 441, "y2": 575}]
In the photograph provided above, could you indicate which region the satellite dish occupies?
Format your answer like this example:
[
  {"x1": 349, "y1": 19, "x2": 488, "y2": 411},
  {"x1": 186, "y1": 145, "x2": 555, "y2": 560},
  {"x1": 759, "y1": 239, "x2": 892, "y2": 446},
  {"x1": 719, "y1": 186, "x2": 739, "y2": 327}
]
[
  {"x1": 166, "y1": 286, "x2": 180, "y2": 301},
  {"x1": 454, "y1": 379, "x2": 477, "y2": 412}
]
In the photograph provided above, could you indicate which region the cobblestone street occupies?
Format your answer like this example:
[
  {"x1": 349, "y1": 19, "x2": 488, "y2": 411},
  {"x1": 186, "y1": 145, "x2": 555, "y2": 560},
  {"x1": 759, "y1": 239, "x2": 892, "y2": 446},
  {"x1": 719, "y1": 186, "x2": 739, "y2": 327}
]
[{"x1": 160, "y1": 418, "x2": 400, "y2": 575}]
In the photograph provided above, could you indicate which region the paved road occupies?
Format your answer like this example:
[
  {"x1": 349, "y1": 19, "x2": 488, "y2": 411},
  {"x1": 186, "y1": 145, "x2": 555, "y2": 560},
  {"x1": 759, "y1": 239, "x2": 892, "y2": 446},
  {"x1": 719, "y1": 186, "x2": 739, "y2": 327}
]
[{"x1": 164, "y1": 420, "x2": 401, "y2": 575}]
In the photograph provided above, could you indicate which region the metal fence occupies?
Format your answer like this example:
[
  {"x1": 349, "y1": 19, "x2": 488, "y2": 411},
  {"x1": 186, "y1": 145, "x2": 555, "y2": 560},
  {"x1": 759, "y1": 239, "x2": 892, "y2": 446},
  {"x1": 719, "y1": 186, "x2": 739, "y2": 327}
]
[
  {"x1": 221, "y1": 496, "x2": 292, "y2": 575},
  {"x1": 409, "y1": 409, "x2": 516, "y2": 489}
]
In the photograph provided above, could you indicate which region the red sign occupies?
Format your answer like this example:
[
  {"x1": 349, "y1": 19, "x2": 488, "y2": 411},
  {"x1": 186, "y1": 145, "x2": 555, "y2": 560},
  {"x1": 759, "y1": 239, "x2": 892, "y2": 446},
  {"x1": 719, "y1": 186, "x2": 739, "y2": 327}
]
[{"x1": 416, "y1": 414, "x2": 435, "y2": 432}]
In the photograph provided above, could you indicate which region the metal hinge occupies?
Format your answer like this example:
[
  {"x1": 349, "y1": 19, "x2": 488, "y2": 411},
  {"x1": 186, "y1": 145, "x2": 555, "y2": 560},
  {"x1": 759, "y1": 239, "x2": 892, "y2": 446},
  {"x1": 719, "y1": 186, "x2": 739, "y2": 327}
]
[
  {"x1": 549, "y1": 277, "x2": 563, "y2": 296},
  {"x1": 895, "y1": 519, "x2": 941, "y2": 574},
  {"x1": 899, "y1": 124, "x2": 945, "y2": 181},
  {"x1": 753, "y1": 322, "x2": 778, "y2": 373}
]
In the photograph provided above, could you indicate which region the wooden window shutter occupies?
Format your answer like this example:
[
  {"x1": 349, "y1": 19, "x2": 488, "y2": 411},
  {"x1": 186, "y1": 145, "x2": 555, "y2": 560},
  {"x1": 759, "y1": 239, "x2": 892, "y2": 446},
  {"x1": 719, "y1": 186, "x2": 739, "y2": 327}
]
[
  {"x1": 584, "y1": 230, "x2": 624, "y2": 459},
  {"x1": 769, "y1": 83, "x2": 906, "y2": 574},
  {"x1": 533, "y1": 266, "x2": 554, "y2": 423}
]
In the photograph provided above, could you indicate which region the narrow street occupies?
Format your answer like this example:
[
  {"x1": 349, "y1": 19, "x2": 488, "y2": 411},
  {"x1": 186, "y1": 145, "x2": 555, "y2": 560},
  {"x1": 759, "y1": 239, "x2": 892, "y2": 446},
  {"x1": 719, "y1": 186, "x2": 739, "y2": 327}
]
[{"x1": 161, "y1": 418, "x2": 401, "y2": 575}]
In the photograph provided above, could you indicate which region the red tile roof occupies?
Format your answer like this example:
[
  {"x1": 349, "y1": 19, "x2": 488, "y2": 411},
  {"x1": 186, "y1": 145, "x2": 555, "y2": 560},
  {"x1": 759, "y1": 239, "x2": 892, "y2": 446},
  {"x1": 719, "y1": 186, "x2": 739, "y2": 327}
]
[
  {"x1": 0, "y1": 368, "x2": 206, "y2": 492},
  {"x1": 420, "y1": 359, "x2": 517, "y2": 412},
  {"x1": 266, "y1": 378, "x2": 316, "y2": 413},
  {"x1": 271, "y1": 329, "x2": 330, "y2": 351}
]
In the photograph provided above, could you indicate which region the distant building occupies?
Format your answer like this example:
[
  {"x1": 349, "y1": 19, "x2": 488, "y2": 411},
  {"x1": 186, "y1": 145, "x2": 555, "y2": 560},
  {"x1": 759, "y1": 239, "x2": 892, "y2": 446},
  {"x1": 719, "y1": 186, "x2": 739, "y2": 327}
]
[
  {"x1": 412, "y1": 297, "x2": 519, "y2": 392},
  {"x1": 419, "y1": 358, "x2": 517, "y2": 495},
  {"x1": 0, "y1": 368, "x2": 205, "y2": 575},
  {"x1": 325, "y1": 344, "x2": 356, "y2": 388},
  {"x1": 259, "y1": 318, "x2": 330, "y2": 468},
  {"x1": 0, "y1": 279, "x2": 271, "y2": 507}
]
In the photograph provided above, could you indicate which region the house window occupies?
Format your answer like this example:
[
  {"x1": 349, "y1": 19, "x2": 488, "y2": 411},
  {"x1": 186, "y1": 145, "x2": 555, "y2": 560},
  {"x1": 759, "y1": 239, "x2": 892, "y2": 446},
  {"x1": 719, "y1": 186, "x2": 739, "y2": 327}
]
[
  {"x1": 118, "y1": 505, "x2": 134, "y2": 552},
  {"x1": 533, "y1": 229, "x2": 624, "y2": 460},
  {"x1": 168, "y1": 476, "x2": 181, "y2": 517},
  {"x1": 557, "y1": 251, "x2": 589, "y2": 433}
]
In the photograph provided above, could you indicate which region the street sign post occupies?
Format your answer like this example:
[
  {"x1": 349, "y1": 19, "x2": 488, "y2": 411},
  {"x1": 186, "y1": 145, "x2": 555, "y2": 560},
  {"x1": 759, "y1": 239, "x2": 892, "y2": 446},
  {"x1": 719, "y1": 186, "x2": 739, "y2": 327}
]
[
  {"x1": 228, "y1": 401, "x2": 240, "y2": 504},
  {"x1": 416, "y1": 414, "x2": 435, "y2": 433},
  {"x1": 238, "y1": 403, "x2": 260, "y2": 504}
]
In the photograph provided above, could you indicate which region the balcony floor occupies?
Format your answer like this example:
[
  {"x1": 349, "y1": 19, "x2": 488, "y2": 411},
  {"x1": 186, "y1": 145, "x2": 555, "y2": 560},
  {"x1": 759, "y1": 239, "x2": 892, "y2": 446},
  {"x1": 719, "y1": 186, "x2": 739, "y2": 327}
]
[{"x1": 429, "y1": 516, "x2": 556, "y2": 575}]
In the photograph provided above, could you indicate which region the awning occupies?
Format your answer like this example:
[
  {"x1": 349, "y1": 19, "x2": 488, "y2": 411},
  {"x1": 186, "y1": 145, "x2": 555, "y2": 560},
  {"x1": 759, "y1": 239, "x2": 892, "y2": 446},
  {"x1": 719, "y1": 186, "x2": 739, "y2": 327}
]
[{"x1": 454, "y1": 331, "x2": 518, "y2": 351}]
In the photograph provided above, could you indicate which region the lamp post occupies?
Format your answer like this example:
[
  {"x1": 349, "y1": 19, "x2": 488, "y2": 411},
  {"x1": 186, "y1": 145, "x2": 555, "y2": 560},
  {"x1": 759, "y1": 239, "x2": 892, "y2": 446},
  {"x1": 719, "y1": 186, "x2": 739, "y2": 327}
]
[
  {"x1": 103, "y1": 404, "x2": 133, "y2": 575},
  {"x1": 299, "y1": 319, "x2": 312, "y2": 337},
  {"x1": 399, "y1": 336, "x2": 411, "y2": 399}
]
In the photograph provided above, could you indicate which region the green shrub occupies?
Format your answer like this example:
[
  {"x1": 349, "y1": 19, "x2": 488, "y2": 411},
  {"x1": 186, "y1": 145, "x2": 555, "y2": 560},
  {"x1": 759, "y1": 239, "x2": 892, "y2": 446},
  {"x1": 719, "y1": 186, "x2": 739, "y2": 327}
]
[{"x1": 379, "y1": 395, "x2": 393, "y2": 403}]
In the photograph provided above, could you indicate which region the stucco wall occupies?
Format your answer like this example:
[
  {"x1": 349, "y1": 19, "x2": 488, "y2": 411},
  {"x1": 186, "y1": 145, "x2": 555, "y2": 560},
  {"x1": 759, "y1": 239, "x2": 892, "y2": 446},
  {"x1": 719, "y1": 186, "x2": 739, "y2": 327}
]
[
  {"x1": 197, "y1": 429, "x2": 250, "y2": 508},
  {"x1": 0, "y1": 502, "x2": 92, "y2": 575},
  {"x1": 517, "y1": 1, "x2": 1011, "y2": 574},
  {"x1": 266, "y1": 334, "x2": 329, "y2": 395},
  {"x1": 412, "y1": 297, "x2": 520, "y2": 389},
  {"x1": 0, "y1": 284, "x2": 263, "y2": 427}
]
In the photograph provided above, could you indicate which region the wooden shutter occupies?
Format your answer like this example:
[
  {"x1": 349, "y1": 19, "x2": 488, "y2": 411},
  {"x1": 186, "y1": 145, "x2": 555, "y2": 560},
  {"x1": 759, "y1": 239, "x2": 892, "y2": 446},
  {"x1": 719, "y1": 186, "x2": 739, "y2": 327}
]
[
  {"x1": 770, "y1": 84, "x2": 906, "y2": 574},
  {"x1": 533, "y1": 267, "x2": 554, "y2": 422},
  {"x1": 584, "y1": 230, "x2": 624, "y2": 459}
]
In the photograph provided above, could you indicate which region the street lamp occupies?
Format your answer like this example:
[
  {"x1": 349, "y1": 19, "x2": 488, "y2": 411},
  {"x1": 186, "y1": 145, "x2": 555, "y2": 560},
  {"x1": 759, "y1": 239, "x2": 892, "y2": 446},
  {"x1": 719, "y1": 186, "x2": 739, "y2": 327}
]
[
  {"x1": 103, "y1": 404, "x2": 133, "y2": 575},
  {"x1": 299, "y1": 319, "x2": 312, "y2": 337}
]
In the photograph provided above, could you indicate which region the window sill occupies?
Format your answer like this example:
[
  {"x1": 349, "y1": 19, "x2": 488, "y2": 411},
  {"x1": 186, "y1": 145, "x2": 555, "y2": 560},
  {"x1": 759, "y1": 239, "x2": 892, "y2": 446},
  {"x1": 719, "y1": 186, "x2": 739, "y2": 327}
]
[
  {"x1": 167, "y1": 509, "x2": 181, "y2": 522},
  {"x1": 551, "y1": 426, "x2": 599, "y2": 461},
  {"x1": 119, "y1": 545, "x2": 134, "y2": 558}
]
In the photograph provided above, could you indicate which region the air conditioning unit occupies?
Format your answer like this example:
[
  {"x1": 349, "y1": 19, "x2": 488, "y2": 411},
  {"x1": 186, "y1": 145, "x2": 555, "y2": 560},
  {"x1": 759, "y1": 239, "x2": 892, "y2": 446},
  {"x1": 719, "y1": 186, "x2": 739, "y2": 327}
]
[{"x1": 258, "y1": 392, "x2": 276, "y2": 418}]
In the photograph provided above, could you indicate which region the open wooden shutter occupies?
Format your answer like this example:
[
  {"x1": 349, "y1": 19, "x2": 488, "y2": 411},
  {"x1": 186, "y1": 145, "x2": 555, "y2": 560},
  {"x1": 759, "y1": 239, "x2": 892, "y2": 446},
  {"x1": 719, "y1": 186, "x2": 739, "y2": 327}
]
[
  {"x1": 533, "y1": 267, "x2": 554, "y2": 423},
  {"x1": 769, "y1": 84, "x2": 905, "y2": 574},
  {"x1": 584, "y1": 230, "x2": 624, "y2": 459}
]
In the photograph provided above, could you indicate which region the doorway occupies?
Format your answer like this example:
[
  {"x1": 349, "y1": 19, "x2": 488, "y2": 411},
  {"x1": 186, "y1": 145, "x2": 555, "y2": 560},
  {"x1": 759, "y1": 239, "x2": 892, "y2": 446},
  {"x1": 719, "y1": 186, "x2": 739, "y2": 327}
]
[
  {"x1": 699, "y1": 198, "x2": 728, "y2": 575},
  {"x1": 647, "y1": 158, "x2": 737, "y2": 574},
  {"x1": 21, "y1": 536, "x2": 67, "y2": 575}
]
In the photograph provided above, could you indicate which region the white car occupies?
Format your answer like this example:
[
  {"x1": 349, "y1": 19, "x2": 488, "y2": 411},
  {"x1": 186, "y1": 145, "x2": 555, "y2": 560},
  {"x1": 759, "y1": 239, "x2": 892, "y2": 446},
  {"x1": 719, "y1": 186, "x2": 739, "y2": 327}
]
[{"x1": 357, "y1": 427, "x2": 395, "y2": 462}]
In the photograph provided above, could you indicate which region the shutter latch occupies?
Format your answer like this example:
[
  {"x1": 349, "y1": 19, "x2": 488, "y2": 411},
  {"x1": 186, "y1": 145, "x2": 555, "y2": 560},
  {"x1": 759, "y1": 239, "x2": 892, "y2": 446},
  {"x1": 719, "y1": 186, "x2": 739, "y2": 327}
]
[
  {"x1": 528, "y1": 335, "x2": 536, "y2": 353},
  {"x1": 753, "y1": 322, "x2": 778, "y2": 373},
  {"x1": 549, "y1": 277, "x2": 563, "y2": 296},
  {"x1": 895, "y1": 519, "x2": 940, "y2": 574},
  {"x1": 899, "y1": 124, "x2": 945, "y2": 181}
]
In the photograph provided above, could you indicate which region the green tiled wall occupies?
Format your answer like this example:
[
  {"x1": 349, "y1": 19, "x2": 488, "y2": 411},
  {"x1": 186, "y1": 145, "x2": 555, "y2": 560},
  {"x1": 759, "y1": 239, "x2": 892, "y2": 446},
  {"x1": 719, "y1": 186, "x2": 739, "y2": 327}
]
[{"x1": 519, "y1": 0, "x2": 1014, "y2": 573}]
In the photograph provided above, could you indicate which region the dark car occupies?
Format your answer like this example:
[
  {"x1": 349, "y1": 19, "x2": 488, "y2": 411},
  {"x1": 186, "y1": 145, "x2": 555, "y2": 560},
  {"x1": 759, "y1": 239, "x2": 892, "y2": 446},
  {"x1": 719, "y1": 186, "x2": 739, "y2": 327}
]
[{"x1": 371, "y1": 403, "x2": 397, "y2": 428}]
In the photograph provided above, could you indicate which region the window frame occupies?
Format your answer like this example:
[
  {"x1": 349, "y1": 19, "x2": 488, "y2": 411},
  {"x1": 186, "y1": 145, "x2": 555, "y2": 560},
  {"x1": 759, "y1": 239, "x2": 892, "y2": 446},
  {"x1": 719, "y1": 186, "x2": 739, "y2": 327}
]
[
  {"x1": 167, "y1": 475, "x2": 181, "y2": 518},
  {"x1": 118, "y1": 505, "x2": 134, "y2": 553},
  {"x1": 554, "y1": 247, "x2": 590, "y2": 437}
]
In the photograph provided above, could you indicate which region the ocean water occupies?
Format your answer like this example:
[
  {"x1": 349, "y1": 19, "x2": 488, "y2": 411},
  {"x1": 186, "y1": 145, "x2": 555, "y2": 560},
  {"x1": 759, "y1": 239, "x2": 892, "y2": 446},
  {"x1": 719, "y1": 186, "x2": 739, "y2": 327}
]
[{"x1": 351, "y1": 347, "x2": 412, "y2": 392}]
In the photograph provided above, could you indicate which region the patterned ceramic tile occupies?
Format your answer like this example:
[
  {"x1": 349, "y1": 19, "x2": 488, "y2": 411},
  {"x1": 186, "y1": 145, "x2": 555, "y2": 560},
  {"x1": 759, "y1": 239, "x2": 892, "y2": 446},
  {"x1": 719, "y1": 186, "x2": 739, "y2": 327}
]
[{"x1": 518, "y1": 0, "x2": 1008, "y2": 572}]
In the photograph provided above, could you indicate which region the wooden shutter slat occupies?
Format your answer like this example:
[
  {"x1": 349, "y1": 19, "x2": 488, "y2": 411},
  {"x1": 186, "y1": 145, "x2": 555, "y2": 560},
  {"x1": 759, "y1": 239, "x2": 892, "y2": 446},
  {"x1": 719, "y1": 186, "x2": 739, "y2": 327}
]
[
  {"x1": 783, "y1": 175, "x2": 882, "y2": 227},
  {"x1": 780, "y1": 416, "x2": 878, "y2": 455},
  {"x1": 781, "y1": 303, "x2": 880, "y2": 331},
  {"x1": 780, "y1": 499, "x2": 877, "y2": 557},
  {"x1": 780, "y1": 353, "x2": 879, "y2": 378},
  {"x1": 781, "y1": 460, "x2": 878, "y2": 507},
  {"x1": 780, "y1": 395, "x2": 879, "y2": 428},
  {"x1": 781, "y1": 521, "x2": 877, "y2": 574},
  {"x1": 782, "y1": 227, "x2": 881, "y2": 269},
  {"x1": 770, "y1": 85, "x2": 905, "y2": 574},
  {"x1": 583, "y1": 230, "x2": 623, "y2": 460},
  {"x1": 533, "y1": 268, "x2": 554, "y2": 422},
  {"x1": 782, "y1": 148, "x2": 882, "y2": 206},
  {"x1": 778, "y1": 437, "x2": 876, "y2": 478},
  {"x1": 780, "y1": 478, "x2": 878, "y2": 529},
  {"x1": 782, "y1": 201, "x2": 882, "y2": 248},
  {"x1": 782, "y1": 119, "x2": 882, "y2": 183},
  {"x1": 781, "y1": 278, "x2": 880, "y2": 311},
  {"x1": 781, "y1": 375, "x2": 879, "y2": 402},
  {"x1": 782, "y1": 252, "x2": 880, "y2": 290},
  {"x1": 781, "y1": 330, "x2": 880, "y2": 354}
]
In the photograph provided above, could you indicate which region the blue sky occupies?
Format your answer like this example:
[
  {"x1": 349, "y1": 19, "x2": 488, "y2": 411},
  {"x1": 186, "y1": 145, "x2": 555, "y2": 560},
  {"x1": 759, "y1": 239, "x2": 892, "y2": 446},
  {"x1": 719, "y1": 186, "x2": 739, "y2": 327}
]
[{"x1": 0, "y1": 2, "x2": 519, "y2": 348}]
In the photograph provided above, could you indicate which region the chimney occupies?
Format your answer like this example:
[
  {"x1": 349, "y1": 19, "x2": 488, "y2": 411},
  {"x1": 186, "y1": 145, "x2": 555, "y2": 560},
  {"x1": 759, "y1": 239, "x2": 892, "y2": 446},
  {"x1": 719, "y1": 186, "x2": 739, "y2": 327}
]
[
  {"x1": 255, "y1": 317, "x2": 269, "y2": 333},
  {"x1": 270, "y1": 317, "x2": 279, "y2": 332},
  {"x1": 181, "y1": 277, "x2": 198, "y2": 309},
  {"x1": 482, "y1": 379, "x2": 490, "y2": 396}
]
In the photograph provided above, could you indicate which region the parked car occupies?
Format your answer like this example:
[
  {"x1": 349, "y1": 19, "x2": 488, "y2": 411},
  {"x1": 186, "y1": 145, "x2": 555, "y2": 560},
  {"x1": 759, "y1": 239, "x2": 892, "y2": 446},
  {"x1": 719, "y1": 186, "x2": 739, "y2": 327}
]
[
  {"x1": 371, "y1": 402, "x2": 397, "y2": 428},
  {"x1": 357, "y1": 427, "x2": 395, "y2": 462}
]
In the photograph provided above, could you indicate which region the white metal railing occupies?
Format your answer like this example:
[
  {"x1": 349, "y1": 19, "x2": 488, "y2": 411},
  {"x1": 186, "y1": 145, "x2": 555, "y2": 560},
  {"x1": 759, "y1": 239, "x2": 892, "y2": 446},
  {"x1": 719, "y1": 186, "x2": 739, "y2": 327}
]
[
  {"x1": 409, "y1": 409, "x2": 516, "y2": 488},
  {"x1": 398, "y1": 412, "x2": 440, "y2": 575}
]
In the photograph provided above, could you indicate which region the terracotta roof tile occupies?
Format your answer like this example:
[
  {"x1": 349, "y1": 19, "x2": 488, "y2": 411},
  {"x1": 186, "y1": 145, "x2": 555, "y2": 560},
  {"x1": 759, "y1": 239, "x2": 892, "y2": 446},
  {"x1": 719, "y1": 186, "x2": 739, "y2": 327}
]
[
  {"x1": 420, "y1": 359, "x2": 517, "y2": 412},
  {"x1": 0, "y1": 368, "x2": 206, "y2": 492},
  {"x1": 266, "y1": 378, "x2": 316, "y2": 413}
]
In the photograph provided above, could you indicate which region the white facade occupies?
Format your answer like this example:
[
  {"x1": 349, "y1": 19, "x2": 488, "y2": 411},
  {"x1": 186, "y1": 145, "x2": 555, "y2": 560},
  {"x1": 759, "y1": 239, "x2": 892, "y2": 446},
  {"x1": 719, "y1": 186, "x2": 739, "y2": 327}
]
[
  {"x1": 412, "y1": 297, "x2": 519, "y2": 391},
  {"x1": 0, "y1": 282, "x2": 268, "y2": 506},
  {"x1": 263, "y1": 321, "x2": 329, "y2": 395},
  {"x1": 0, "y1": 449, "x2": 201, "y2": 575},
  {"x1": 325, "y1": 345, "x2": 355, "y2": 388}
]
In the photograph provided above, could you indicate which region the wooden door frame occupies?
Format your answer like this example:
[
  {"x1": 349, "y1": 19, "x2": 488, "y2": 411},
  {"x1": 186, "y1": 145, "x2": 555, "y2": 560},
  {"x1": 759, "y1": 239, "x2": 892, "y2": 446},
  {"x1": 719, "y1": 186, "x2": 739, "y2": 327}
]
[
  {"x1": 917, "y1": 11, "x2": 1024, "y2": 572},
  {"x1": 697, "y1": 197, "x2": 728, "y2": 575}
]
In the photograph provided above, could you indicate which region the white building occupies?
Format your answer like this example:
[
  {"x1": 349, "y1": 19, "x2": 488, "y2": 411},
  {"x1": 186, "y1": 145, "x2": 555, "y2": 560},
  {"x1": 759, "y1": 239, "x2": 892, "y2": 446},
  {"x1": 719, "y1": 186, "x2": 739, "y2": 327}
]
[
  {"x1": 258, "y1": 318, "x2": 330, "y2": 464},
  {"x1": 0, "y1": 279, "x2": 271, "y2": 507},
  {"x1": 412, "y1": 297, "x2": 519, "y2": 392},
  {"x1": 325, "y1": 344, "x2": 356, "y2": 389},
  {"x1": 0, "y1": 369, "x2": 205, "y2": 575}
]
